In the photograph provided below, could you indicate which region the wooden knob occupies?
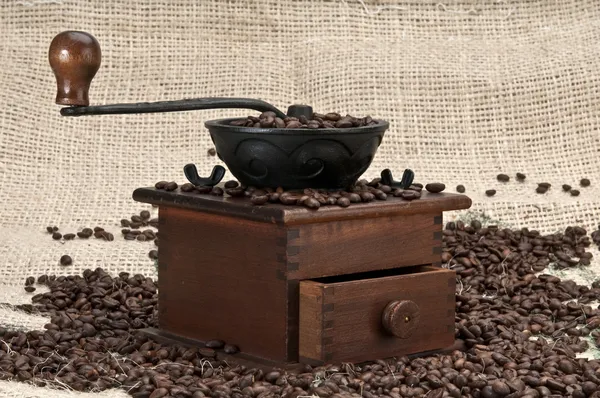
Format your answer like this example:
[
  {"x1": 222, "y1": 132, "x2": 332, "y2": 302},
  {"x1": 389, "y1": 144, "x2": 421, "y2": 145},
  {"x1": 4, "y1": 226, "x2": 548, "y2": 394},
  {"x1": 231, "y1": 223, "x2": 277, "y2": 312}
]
[
  {"x1": 381, "y1": 300, "x2": 420, "y2": 339},
  {"x1": 49, "y1": 31, "x2": 101, "y2": 106}
]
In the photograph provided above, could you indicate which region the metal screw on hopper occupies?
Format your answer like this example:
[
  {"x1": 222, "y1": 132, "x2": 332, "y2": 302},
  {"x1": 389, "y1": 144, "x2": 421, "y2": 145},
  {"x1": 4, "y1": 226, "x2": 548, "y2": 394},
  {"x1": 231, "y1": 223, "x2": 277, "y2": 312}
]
[
  {"x1": 381, "y1": 168, "x2": 415, "y2": 189},
  {"x1": 183, "y1": 164, "x2": 225, "y2": 187}
]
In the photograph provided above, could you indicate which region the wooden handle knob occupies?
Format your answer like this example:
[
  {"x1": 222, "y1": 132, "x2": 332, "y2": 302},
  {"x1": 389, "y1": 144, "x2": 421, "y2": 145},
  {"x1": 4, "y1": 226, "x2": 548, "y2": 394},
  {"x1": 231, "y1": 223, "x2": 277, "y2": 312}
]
[
  {"x1": 49, "y1": 31, "x2": 101, "y2": 106},
  {"x1": 381, "y1": 300, "x2": 420, "y2": 339}
]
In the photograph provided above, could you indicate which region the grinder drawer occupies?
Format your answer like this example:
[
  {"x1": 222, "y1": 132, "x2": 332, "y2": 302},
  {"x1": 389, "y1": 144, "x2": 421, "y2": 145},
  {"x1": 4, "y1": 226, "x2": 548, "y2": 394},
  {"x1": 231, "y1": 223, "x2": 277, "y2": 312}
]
[{"x1": 299, "y1": 265, "x2": 456, "y2": 364}]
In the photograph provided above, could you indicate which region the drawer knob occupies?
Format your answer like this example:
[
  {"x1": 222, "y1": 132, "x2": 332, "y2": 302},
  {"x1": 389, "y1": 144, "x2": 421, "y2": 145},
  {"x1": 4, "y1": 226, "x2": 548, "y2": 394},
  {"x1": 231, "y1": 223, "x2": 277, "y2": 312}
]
[{"x1": 382, "y1": 300, "x2": 420, "y2": 339}]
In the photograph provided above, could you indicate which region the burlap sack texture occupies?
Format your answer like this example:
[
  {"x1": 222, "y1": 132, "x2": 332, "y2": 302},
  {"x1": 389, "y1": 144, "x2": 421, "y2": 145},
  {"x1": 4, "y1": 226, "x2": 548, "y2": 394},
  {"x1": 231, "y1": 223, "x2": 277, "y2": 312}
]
[{"x1": 1, "y1": 0, "x2": 600, "y2": 396}]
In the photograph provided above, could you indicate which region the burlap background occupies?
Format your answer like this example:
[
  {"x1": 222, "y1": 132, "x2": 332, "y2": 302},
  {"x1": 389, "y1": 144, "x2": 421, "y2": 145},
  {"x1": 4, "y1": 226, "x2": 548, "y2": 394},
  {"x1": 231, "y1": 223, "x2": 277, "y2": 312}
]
[{"x1": 2, "y1": 0, "x2": 600, "y2": 396}]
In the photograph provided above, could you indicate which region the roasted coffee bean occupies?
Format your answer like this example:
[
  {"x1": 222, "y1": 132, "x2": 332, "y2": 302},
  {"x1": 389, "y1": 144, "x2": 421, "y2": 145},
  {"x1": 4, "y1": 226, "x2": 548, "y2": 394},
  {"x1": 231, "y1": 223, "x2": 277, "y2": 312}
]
[
  {"x1": 205, "y1": 340, "x2": 225, "y2": 349},
  {"x1": 195, "y1": 185, "x2": 212, "y2": 194},
  {"x1": 52, "y1": 232, "x2": 62, "y2": 240},
  {"x1": 485, "y1": 189, "x2": 496, "y2": 197},
  {"x1": 401, "y1": 191, "x2": 419, "y2": 200},
  {"x1": 562, "y1": 184, "x2": 572, "y2": 192},
  {"x1": 63, "y1": 233, "x2": 75, "y2": 240},
  {"x1": 304, "y1": 198, "x2": 321, "y2": 209},
  {"x1": 286, "y1": 120, "x2": 302, "y2": 128},
  {"x1": 497, "y1": 174, "x2": 510, "y2": 182},
  {"x1": 25, "y1": 276, "x2": 35, "y2": 286},
  {"x1": 155, "y1": 181, "x2": 168, "y2": 189},
  {"x1": 536, "y1": 185, "x2": 548, "y2": 194},
  {"x1": 456, "y1": 185, "x2": 466, "y2": 193},
  {"x1": 251, "y1": 195, "x2": 269, "y2": 205},
  {"x1": 46, "y1": 226, "x2": 55, "y2": 233},
  {"x1": 211, "y1": 187, "x2": 224, "y2": 196},
  {"x1": 224, "y1": 180, "x2": 239, "y2": 188},
  {"x1": 223, "y1": 344, "x2": 239, "y2": 354},
  {"x1": 165, "y1": 182, "x2": 178, "y2": 191},
  {"x1": 538, "y1": 182, "x2": 551, "y2": 189},
  {"x1": 516, "y1": 172, "x2": 526, "y2": 181},
  {"x1": 180, "y1": 183, "x2": 195, "y2": 192},
  {"x1": 148, "y1": 250, "x2": 158, "y2": 260},
  {"x1": 580, "y1": 178, "x2": 591, "y2": 187},
  {"x1": 24, "y1": 286, "x2": 36, "y2": 293},
  {"x1": 571, "y1": 189, "x2": 580, "y2": 196},
  {"x1": 426, "y1": 183, "x2": 446, "y2": 193},
  {"x1": 337, "y1": 197, "x2": 350, "y2": 207},
  {"x1": 60, "y1": 255, "x2": 72, "y2": 266},
  {"x1": 207, "y1": 148, "x2": 216, "y2": 156}
]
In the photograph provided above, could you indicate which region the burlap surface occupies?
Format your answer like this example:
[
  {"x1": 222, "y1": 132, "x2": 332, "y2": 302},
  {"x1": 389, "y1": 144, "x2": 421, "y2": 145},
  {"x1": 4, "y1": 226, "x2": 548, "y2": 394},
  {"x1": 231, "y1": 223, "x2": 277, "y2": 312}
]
[{"x1": 1, "y1": 0, "x2": 600, "y2": 395}]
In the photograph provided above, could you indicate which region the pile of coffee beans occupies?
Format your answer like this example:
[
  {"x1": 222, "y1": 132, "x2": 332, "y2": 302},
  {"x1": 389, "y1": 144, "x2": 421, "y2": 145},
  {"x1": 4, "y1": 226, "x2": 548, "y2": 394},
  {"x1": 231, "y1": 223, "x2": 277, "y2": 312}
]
[
  {"x1": 163, "y1": 179, "x2": 421, "y2": 208},
  {"x1": 4, "y1": 220, "x2": 600, "y2": 397},
  {"x1": 155, "y1": 178, "x2": 450, "y2": 210},
  {"x1": 228, "y1": 111, "x2": 379, "y2": 129}
]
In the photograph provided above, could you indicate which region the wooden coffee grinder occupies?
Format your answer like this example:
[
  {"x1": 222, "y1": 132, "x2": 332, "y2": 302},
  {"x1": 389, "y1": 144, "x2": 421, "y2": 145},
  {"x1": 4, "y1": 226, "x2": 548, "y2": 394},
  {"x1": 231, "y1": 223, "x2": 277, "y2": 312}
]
[{"x1": 48, "y1": 31, "x2": 472, "y2": 368}]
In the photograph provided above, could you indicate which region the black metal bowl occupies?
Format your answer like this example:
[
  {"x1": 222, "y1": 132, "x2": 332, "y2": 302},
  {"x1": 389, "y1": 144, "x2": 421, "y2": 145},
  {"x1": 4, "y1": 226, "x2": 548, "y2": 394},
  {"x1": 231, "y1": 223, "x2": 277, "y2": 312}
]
[{"x1": 204, "y1": 118, "x2": 389, "y2": 189}]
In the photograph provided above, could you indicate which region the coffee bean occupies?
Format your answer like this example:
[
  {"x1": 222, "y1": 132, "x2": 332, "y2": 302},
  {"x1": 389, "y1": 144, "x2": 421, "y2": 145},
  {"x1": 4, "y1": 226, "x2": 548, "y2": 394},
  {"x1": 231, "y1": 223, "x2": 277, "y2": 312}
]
[
  {"x1": 286, "y1": 120, "x2": 302, "y2": 128},
  {"x1": 207, "y1": 148, "x2": 216, "y2": 156},
  {"x1": 205, "y1": 340, "x2": 225, "y2": 349},
  {"x1": 337, "y1": 197, "x2": 350, "y2": 208},
  {"x1": 536, "y1": 186, "x2": 548, "y2": 194},
  {"x1": 571, "y1": 189, "x2": 580, "y2": 197},
  {"x1": 456, "y1": 185, "x2": 466, "y2": 193},
  {"x1": 401, "y1": 191, "x2": 419, "y2": 200},
  {"x1": 335, "y1": 118, "x2": 353, "y2": 128},
  {"x1": 426, "y1": 183, "x2": 445, "y2": 193},
  {"x1": 24, "y1": 286, "x2": 36, "y2": 293},
  {"x1": 260, "y1": 115, "x2": 275, "y2": 128},
  {"x1": 516, "y1": 173, "x2": 526, "y2": 181},
  {"x1": 149, "y1": 250, "x2": 158, "y2": 260},
  {"x1": 562, "y1": 184, "x2": 572, "y2": 192},
  {"x1": 497, "y1": 174, "x2": 510, "y2": 182},
  {"x1": 485, "y1": 189, "x2": 496, "y2": 197},
  {"x1": 224, "y1": 180, "x2": 239, "y2": 189},
  {"x1": 180, "y1": 183, "x2": 195, "y2": 192},
  {"x1": 60, "y1": 255, "x2": 72, "y2": 266},
  {"x1": 46, "y1": 226, "x2": 55, "y2": 233},
  {"x1": 580, "y1": 178, "x2": 591, "y2": 187},
  {"x1": 63, "y1": 233, "x2": 75, "y2": 240},
  {"x1": 210, "y1": 187, "x2": 224, "y2": 196},
  {"x1": 538, "y1": 182, "x2": 551, "y2": 189},
  {"x1": 251, "y1": 195, "x2": 269, "y2": 205},
  {"x1": 165, "y1": 182, "x2": 178, "y2": 191},
  {"x1": 304, "y1": 198, "x2": 321, "y2": 209},
  {"x1": 223, "y1": 344, "x2": 239, "y2": 354},
  {"x1": 274, "y1": 117, "x2": 286, "y2": 128},
  {"x1": 195, "y1": 185, "x2": 212, "y2": 194},
  {"x1": 52, "y1": 232, "x2": 62, "y2": 240}
]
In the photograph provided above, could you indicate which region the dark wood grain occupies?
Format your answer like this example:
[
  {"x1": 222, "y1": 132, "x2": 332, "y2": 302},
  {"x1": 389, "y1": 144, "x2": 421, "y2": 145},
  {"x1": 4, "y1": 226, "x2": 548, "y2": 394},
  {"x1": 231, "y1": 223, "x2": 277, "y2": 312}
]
[
  {"x1": 132, "y1": 187, "x2": 472, "y2": 225},
  {"x1": 137, "y1": 187, "x2": 470, "y2": 365},
  {"x1": 157, "y1": 206, "x2": 292, "y2": 362},
  {"x1": 285, "y1": 212, "x2": 440, "y2": 280},
  {"x1": 49, "y1": 31, "x2": 102, "y2": 106},
  {"x1": 298, "y1": 265, "x2": 456, "y2": 364}
]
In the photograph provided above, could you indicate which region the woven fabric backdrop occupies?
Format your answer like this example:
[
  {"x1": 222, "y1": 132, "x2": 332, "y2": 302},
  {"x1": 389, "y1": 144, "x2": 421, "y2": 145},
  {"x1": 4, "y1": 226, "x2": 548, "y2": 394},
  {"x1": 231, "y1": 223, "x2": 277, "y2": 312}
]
[{"x1": 1, "y1": 0, "x2": 600, "y2": 396}]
